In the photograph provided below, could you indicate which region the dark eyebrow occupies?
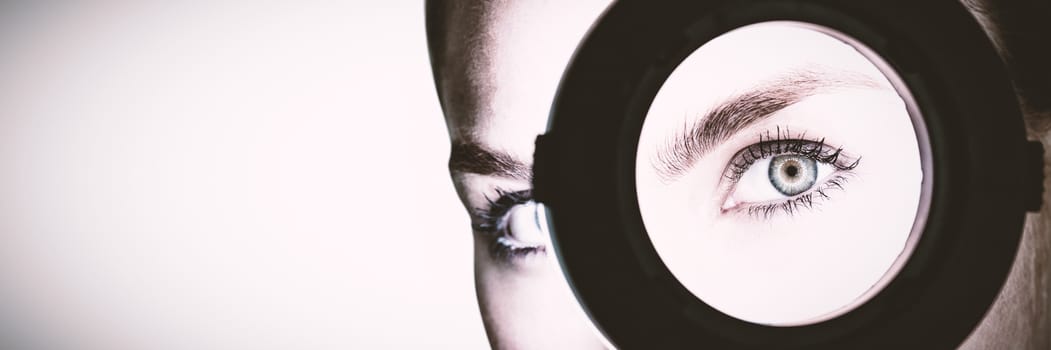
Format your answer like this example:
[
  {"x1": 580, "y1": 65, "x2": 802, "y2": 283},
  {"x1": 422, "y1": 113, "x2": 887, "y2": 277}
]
[
  {"x1": 652, "y1": 66, "x2": 885, "y2": 182},
  {"x1": 449, "y1": 141, "x2": 532, "y2": 181}
]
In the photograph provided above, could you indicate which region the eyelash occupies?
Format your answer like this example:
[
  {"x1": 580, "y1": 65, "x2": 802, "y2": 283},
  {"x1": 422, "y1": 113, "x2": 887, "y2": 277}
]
[
  {"x1": 472, "y1": 188, "x2": 545, "y2": 259},
  {"x1": 741, "y1": 174, "x2": 851, "y2": 218},
  {"x1": 724, "y1": 127, "x2": 860, "y2": 218}
]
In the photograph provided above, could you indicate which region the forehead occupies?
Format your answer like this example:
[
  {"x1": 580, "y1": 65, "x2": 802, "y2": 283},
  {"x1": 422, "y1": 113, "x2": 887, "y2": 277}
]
[
  {"x1": 434, "y1": 1, "x2": 610, "y2": 148},
  {"x1": 645, "y1": 24, "x2": 892, "y2": 133}
]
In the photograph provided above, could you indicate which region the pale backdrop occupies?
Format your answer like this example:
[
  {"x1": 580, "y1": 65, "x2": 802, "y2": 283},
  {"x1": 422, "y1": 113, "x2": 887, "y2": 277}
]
[{"x1": 0, "y1": 2, "x2": 488, "y2": 349}]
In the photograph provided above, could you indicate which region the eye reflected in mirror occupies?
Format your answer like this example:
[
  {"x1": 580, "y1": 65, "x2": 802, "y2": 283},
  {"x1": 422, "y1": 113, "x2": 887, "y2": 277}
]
[{"x1": 635, "y1": 22, "x2": 928, "y2": 326}]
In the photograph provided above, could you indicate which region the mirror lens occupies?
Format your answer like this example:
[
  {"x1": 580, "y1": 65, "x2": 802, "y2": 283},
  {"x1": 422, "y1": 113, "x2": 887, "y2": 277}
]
[{"x1": 635, "y1": 22, "x2": 929, "y2": 326}]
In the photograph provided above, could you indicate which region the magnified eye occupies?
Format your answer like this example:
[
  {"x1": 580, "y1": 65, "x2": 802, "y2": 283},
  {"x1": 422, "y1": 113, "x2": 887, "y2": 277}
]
[
  {"x1": 472, "y1": 189, "x2": 547, "y2": 259},
  {"x1": 727, "y1": 154, "x2": 832, "y2": 205},
  {"x1": 721, "y1": 131, "x2": 859, "y2": 217}
]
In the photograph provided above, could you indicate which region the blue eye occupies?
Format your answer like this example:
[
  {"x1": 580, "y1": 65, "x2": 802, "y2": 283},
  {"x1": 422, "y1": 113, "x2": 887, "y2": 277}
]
[
  {"x1": 472, "y1": 188, "x2": 547, "y2": 259},
  {"x1": 719, "y1": 129, "x2": 860, "y2": 218},
  {"x1": 768, "y1": 155, "x2": 818, "y2": 196}
]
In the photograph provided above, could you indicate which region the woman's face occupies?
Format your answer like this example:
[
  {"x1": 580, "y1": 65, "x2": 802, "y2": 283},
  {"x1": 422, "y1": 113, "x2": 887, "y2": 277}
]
[
  {"x1": 429, "y1": 1, "x2": 613, "y2": 349},
  {"x1": 429, "y1": 0, "x2": 1050, "y2": 348}
]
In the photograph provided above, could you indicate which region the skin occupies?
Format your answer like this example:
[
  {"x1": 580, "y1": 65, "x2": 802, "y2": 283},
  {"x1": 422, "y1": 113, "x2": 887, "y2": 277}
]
[
  {"x1": 427, "y1": 1, "x2": 612, "y2": 349},
  {"x1": 427, "y1": 0, "x2": 1050, "y2": 348}
]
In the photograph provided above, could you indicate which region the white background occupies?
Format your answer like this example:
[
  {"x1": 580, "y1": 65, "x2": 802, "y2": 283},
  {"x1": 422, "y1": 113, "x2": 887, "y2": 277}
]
[{"x1": 0, "y1": 2, "x2": 488, "y2": 349}]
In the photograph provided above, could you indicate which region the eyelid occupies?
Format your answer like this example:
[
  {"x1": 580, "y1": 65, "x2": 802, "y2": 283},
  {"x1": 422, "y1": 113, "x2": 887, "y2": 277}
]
[
  {"x1": 721, "y1": 127, "x2": 860, "y2": 185},
  {"x1": 714, "y1": 127, "x2": 860, "y2": 218}
]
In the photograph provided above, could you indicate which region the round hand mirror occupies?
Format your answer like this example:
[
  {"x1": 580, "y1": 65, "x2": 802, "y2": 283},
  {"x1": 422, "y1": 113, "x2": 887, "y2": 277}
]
[{"x1": 533, "y1": 0, "x2": 1044, "y2": 348}]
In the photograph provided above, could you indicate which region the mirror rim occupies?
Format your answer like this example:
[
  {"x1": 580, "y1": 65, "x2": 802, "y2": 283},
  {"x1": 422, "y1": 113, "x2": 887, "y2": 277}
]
[{"x1": 534, "y1": 0, "x2": 1029, "y2": 348}]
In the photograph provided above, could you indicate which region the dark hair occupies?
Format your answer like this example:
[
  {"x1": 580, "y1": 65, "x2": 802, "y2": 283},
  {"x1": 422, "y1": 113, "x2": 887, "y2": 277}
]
[
  {"x1": 424, "y1": 1, "x2": 446, "y2": 110},
  {"x1": 425, "y1": 0, "x2": 1050, "y2": 127},
  {"x1": 962, "y1": 0, "x2": 1051, "y2": 129}
]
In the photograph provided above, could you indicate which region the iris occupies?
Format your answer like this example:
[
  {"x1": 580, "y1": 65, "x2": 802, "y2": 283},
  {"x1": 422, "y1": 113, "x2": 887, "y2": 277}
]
[{"x1": 768, "y1": 155, "x2": 818, "y2": 196}]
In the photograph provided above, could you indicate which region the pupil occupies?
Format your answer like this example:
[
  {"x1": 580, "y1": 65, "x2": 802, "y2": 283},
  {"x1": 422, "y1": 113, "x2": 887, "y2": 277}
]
[{"x1": 785, "y1": 164, "x2": 799, "y2": 178}]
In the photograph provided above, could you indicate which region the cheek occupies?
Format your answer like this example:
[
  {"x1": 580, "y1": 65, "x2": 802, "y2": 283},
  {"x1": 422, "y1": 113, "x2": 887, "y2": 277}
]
[
  {"x1": 637, "y1": 147, "x2": 924, "y2": 324},
  {"x1": 472, "y1": 236, "x2": 607, "y2": 349}
]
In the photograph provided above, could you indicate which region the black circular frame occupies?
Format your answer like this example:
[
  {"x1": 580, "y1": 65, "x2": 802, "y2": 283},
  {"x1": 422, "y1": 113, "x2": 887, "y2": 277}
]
[{"x1": 532, "y1": 0, "x2": 1032, "y2": 348}]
